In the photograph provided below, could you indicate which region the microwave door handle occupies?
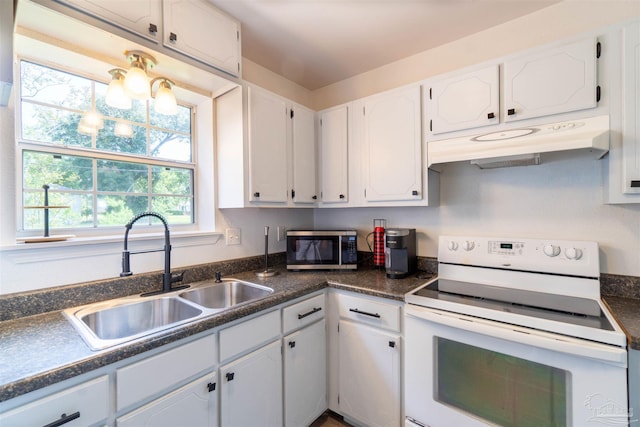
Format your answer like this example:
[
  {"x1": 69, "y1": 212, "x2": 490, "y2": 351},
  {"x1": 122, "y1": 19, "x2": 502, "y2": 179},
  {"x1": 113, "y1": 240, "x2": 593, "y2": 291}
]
[
  {"x1": 407, "y1": 306, "x2": 627, "y2": 367},
  {"x1": 338, "y1": 236, "x2": 342, "y2": 265}
]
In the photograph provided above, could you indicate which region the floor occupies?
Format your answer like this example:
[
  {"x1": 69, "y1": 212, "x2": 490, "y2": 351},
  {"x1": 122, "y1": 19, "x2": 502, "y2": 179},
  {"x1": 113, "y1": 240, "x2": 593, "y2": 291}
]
[{"x1": 310, "y1": 411, "x2": 353, "y2": 427}]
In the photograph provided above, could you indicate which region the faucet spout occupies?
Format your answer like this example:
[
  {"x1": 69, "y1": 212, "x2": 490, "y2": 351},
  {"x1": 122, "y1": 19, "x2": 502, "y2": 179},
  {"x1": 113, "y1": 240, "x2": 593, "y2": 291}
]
[{"x1": 120, "y1": 211, "x2": 188, "y2": 296}]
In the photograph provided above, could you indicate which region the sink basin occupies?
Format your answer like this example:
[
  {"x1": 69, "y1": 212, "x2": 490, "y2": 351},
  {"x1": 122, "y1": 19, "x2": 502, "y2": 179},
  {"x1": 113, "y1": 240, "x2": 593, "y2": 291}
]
[
  {"x1": 64, "y1": 297, "x2": 203, "y2": 350},
  {"x1": 179, "y1": 280, "x2": 273, "y2": 309}
]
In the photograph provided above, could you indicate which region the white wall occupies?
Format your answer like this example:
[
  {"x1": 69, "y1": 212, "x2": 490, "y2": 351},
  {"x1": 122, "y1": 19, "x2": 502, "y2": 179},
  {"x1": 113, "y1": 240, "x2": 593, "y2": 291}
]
[{"x1": 314, "y1": 156, "x2": 640, "y2": 277}]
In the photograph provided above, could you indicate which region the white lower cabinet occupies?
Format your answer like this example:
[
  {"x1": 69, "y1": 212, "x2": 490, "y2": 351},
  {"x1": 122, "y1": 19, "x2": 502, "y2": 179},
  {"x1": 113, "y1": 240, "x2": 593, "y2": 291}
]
[
  {"x1": 220, "y1": 340, "x2": 283, "y2": 427},
  {"x1": 117, "y1": 371, "x2": 218, "y2": 427},
  {"x1": 338, "y1": 321, "x2": 401, "y2": 427},
  {"x1": 284, "y1": 319, "x2": 327, "y2": 427},
  {"x1": 0, "y1": 375, "x2": 109, "y2": 427}
]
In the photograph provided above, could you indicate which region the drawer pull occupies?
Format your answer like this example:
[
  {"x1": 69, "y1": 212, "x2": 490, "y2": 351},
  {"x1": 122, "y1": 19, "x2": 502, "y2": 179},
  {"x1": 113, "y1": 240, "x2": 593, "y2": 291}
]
[
  {"x1": 226, "y1": 372, "x2": 235, "y2": 382},
  {"x1": 289, "y1": 341, "x2": 296, "y2": 348},
  {"x1": 169, "y1": 32, "x2": 178, "y2": 42},
  {"x1": 349, "y1": 308, "x2": 381, "y2": 318},
  {"x1": 43, "y1": 412, "x2": 80, "y2": 427},
  {"x1": 298, "y1": 307, "x2": 322, "y2": 319},
  {"x1": 207, "y1": 382, "x2": 216, "y2": 392}
]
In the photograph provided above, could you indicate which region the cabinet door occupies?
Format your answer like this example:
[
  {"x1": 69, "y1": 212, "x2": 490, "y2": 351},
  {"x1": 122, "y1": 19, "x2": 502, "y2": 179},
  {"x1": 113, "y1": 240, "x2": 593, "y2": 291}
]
[
  {"x1": 117, "y1": 372, "x2": 218, "y2": 427},
  {"x1": 338, "y1": 320, "x2": 401, "y2": 427},
  {"x1": 291, "y1": 105, "x2": 318, "y2": 204},
  {"x1": 284, "y1": 319, "x2": 327, "y2": 427},
  {"x1": 503, "y1": 37, "x2": 597, "y2": 122},
  {"x1": 220, "y1": 341, "x2": 283, "y2": 427},
  {"x1": 163, "y1": 0, "x2": 240, "y2": 76},
  {"x1": 319, "y1": 106, "x2": 349, "y2": 204},
  {"x1": 622, "y1": 22, "x2": 640, "y2": 194},
  {"x1": 56, "y1": 0, "x2": 161, "y2": 42},
  {"x1": 248, "y1": 86, "x2": 289, "y2": 203},
  {"x1": 427, "y1": 65, "x2": 499, "y2": 134},
  {"x1": 363, "y1": 86, "x2": 422, "y2": 202}
]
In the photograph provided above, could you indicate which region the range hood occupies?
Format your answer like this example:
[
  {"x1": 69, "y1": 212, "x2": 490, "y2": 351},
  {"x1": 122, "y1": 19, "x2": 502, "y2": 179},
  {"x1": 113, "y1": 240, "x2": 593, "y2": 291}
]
[{"x1": 427, "y1": 115, "x2": 610, "y2": 169}]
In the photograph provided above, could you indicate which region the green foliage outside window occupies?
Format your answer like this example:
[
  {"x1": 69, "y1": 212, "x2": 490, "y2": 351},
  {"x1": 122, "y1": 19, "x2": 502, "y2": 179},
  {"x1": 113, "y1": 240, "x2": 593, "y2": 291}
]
[{"x1": 19, "y1": 61, "x2": 194, "y2": 231}]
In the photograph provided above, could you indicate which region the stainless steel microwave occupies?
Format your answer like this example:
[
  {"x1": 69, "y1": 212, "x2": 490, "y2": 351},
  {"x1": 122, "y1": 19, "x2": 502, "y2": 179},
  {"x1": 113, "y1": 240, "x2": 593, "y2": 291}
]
[{"x1": 286, "y1": 230, "x2": 358, "y2": 270}]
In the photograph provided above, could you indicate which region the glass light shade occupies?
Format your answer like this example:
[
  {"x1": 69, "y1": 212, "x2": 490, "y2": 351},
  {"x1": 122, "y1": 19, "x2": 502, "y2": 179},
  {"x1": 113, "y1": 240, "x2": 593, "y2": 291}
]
[
  {"x1": 114, "y1": 122, "x2": 134, "y2": 138},
  {"x1": 105, "y1": 77, "x2": 131, "y2": 110},
  {"x1": 154, "y1": 81, "x2": 178, "y2": 115},
  {"x1": 124, "y1": 63, "x2": 150, "y2": 100}
]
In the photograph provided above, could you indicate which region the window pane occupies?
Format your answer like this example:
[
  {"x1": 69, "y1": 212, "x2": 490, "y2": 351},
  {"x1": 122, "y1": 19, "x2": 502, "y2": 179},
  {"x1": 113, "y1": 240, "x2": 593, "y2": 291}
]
[
  {"x1": 97, "y1": 160, "x2": 148, "y2": 192},
  {"x1": 23, "y1": 151, "x2": 93, "y2": 191},
  {"x1": 97, "y1": 195, "x2": 148, "y2": 226},
  {"x1": 20, "y1": 61, "x2": 91, "y2": 110},
  {"x1": 96, "y1": 120, "x2": 147, "y2": 155},
  {"x1": 21, "y1": 103, "x2": 92, "y2": 148},
  {"x1": 150, "y1": 129, "x2": 191, "y2": 161},
  {"x1": 152, "y1": 166, "x2": 192, "y2": 195},
  {"x1": 152, "y1": 196, "x2": 193, "y2": 224},
  {"x1": 23, "y1": 191, "x2": 93, "y2": 230},
  {"x1": 150, "y1": 103, "x2": 191, "y2": 133}
]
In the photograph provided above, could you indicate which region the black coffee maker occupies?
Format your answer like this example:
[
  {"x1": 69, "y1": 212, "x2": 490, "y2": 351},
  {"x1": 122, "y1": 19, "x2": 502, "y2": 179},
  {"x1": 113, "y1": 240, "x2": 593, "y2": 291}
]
[{"x1": 384, "y1": 228, "x2": 416, "y2": 279}]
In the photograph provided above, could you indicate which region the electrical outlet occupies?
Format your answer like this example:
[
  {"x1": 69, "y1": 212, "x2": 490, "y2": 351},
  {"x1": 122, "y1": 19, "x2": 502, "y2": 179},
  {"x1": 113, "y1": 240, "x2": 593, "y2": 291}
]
[
  {"x1": 277, "y1": 226, "x2": 286, "y2": 241},
  {"x1": 226, "y1": 228, "x2": 241, "y2": 245}
]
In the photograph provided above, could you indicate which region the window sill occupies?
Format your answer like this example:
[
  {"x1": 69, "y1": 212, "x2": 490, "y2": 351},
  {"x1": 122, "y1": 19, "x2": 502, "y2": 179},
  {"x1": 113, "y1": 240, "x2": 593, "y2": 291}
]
[{"x1": 1, "y1": 230, "x2": 224, "y2": 253}]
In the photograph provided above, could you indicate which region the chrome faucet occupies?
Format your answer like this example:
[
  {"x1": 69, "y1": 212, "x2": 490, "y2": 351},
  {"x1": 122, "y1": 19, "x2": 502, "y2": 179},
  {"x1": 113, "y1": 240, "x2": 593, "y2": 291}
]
[{"x1": 120, "y1": 211, "x2": 187, "y2": 296}]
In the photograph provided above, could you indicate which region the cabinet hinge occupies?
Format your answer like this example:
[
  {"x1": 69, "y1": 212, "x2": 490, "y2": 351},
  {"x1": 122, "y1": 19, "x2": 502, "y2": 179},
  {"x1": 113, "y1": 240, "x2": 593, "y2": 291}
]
[
  {"x1": 337, "y1": 323, "x2": 340, "y2": 333},
  {"x1": 364, "y1": 188, "x2": 367, "y2": 198},
  {"x1": 338, "y1": 395, "x2": 340, "y2": 404},
  {"x1": 429, "y1": 87, "x2": 432, "y2": 99},
  {"x1": 363, "y1": 106, "x2": 366, "y2": 115},
  {"x1": 430, "y1": 119, "x2": 433, "y2": 132},
  {"x1": 320, "y1": 119, "x2": 323, "y2": 126},
  {"x1": 290, "y1": 109, "x2": 294, "y2": 119},
  {"x1": 596, "y1": 41, "x2": 602, "y2": 58},
  {"x1": 291, "y1": 189, "x2": 295, "y2": 199},
  {"x1": 237, "y1": 31, "x2": 240, "y2": 41},
  {"x1": 596, "y1": 85, "x2": 601, "y2": 102}
]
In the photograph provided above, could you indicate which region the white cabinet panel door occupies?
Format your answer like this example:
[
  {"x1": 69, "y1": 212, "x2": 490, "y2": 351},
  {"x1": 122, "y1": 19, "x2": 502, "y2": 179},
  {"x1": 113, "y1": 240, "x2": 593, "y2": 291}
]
[
  {"x1": 503, "y1": 37, "x2": 598, "y2": 122},
  {"x1": 338, "y1": 320, "x2": 401, "y2": 427},
  {"x1": 291, "y1": 105, "x2": 318, "y2": 204},
  {"x1": 248, "y1": 86, "x2": 288, "y2": 203},
  {"x1": 117, "y1": 372, "x2": 217, "y2": 427},
  {"x1": 220, "y1": 341, "x2": 283, "y2": 427},
  {"x1": 57, "y1": 0, "x2": 161, "y2": 41},
  {"x1": 363, "y1": 85, "x2": 422, "y2": 202},
  {"x1": 163, "y1": 0, "x2": 240, "y2": 75},
  {"x1": 427, "y1": 65, "x2": 499, "y2": 134},
  {"x1": 319, "y1": 106, "x2": 349, "y2": 204},
  {"x1": 284, "y1": 319, "x2": 327, "y2": 427},
  {"x1": 622, "y1": 22, "x2": 640, "y2": 194}
]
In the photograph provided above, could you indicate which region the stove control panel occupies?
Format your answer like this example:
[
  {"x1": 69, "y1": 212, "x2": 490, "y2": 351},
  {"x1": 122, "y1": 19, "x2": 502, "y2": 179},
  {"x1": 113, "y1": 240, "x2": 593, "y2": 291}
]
[{"x1": 439, "y1": 235, "x2": 599, "y2": 277}]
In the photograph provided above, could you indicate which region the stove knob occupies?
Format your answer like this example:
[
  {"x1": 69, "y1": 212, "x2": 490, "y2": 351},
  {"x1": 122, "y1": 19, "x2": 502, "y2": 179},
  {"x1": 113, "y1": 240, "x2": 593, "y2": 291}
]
[
  {"x1": 565, "y1": 247, "x2": 583, "y2": 260},
  {"x1": 447, "y1": 241, "x2": 459, "y2": 251},
  {"x1": 462, "y1": 241, "x2": 475, "y2": 251},
  {"x1": 543, "y1": 244, "x2": 561, "y2": 257}
]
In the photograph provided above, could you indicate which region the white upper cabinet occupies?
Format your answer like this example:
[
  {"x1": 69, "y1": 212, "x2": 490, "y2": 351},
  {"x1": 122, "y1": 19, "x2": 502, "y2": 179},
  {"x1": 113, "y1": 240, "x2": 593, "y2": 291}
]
[
  {"x1": 319, "y1": 105, "x2": 349, "y2": 204},
  {"x1": 247, "y1": 86, "x2": 289, "y2": 204},
  {"x1": 163, "y1": 0, "x2": 240, "y2": 76},
  {"x1": 503, "y1": 37, "x2": 598, "y2": 122},
  {"x1": 56, "y1": 0, "x2": 162, "y2": 42},
  {"x1": 290, "y1": 105, "x2": 318, "y2": 204},
  {"x1": 362, "y1": 85, "x2": 422, "y2": 202},
  {"x1": 622, "y1": 21, "x2": 640, "y2": 196},
  {"x1": 427, "y1": 65, "x2": 500, "y2": 135}
]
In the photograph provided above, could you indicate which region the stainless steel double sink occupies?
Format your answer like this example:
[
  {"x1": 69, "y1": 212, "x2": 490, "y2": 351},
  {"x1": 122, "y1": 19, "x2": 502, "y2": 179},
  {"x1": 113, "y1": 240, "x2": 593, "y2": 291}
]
[{"x1": 63, "y1": 279, "x2": 274, "y2": 350}]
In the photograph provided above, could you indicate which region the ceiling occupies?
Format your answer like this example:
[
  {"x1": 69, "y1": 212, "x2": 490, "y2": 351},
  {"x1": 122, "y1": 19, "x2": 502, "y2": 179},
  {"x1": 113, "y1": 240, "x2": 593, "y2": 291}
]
[{"x1": 207, "y1": 0, "x2": 562, "y2": 91}]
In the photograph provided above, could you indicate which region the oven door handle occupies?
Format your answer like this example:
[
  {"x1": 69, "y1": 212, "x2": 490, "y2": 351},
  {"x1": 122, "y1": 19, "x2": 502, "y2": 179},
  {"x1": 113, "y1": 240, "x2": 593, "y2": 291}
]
[{"x1": 406, "y1": 305, "x2": 627, "y2": 367}]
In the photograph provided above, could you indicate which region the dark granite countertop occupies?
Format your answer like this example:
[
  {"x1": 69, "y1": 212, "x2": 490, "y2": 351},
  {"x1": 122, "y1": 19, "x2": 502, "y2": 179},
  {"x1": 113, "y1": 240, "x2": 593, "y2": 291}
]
[
  {"x1": 604, "y1": 295, "x2": 640, "y2": 351},
  {"x1": 0, "y1": 267, "x2": 432, "y2": 403}
]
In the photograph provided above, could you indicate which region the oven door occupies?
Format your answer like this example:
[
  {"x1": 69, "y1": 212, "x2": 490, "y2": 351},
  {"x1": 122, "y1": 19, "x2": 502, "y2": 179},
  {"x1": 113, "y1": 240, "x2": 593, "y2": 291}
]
[{"x1": 405, "y1": 304, "x2": 629, "y2": 427}]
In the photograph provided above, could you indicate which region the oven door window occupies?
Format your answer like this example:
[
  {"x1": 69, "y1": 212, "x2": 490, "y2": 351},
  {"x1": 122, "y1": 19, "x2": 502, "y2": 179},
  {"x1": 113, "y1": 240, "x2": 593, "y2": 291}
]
[
  {"x1": 287, "y1": 236, "x2": 339, "y2": 264},
  {"x1": 435, "y1": 337, "x2": 569, "y2": 427}
]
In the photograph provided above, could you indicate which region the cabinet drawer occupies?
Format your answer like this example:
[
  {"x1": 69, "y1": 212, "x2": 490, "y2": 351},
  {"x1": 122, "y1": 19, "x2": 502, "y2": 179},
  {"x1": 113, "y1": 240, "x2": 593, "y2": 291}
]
[
  {"x1": 117, "y1": 334, "x2": 216, "y2": 411},
  {"x1": 337, "y1": 293, "x2": 401, "y2": 332},
  {"x1": 219, "y1": 310, "x2": 280, "y2": 363},
  {"x1": 283, "y1": 293, "x2": 325, "y2": 334},
  {"x1": 0, "y1": 375, "x2": 109, "y2": 427}
]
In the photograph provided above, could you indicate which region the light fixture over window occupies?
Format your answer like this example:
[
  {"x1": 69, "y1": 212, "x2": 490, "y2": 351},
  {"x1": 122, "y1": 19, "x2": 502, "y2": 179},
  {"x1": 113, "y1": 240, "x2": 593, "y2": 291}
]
[{"x1": 105, "y1": 50, "x2": 178, "y2": 115}]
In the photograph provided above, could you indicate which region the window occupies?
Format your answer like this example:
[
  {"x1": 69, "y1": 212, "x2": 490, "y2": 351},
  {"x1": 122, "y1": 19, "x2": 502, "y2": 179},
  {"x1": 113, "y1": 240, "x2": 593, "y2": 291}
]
[{"x1": 18, "y1": 60, "x2": 195, "y2": 233}]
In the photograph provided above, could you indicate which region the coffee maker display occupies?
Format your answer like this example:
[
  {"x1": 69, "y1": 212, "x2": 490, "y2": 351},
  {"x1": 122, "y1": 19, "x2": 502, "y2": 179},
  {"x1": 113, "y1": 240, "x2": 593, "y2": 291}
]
[{"x1": 385, "y1": 228, "x2": 416, "y2": 279}]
